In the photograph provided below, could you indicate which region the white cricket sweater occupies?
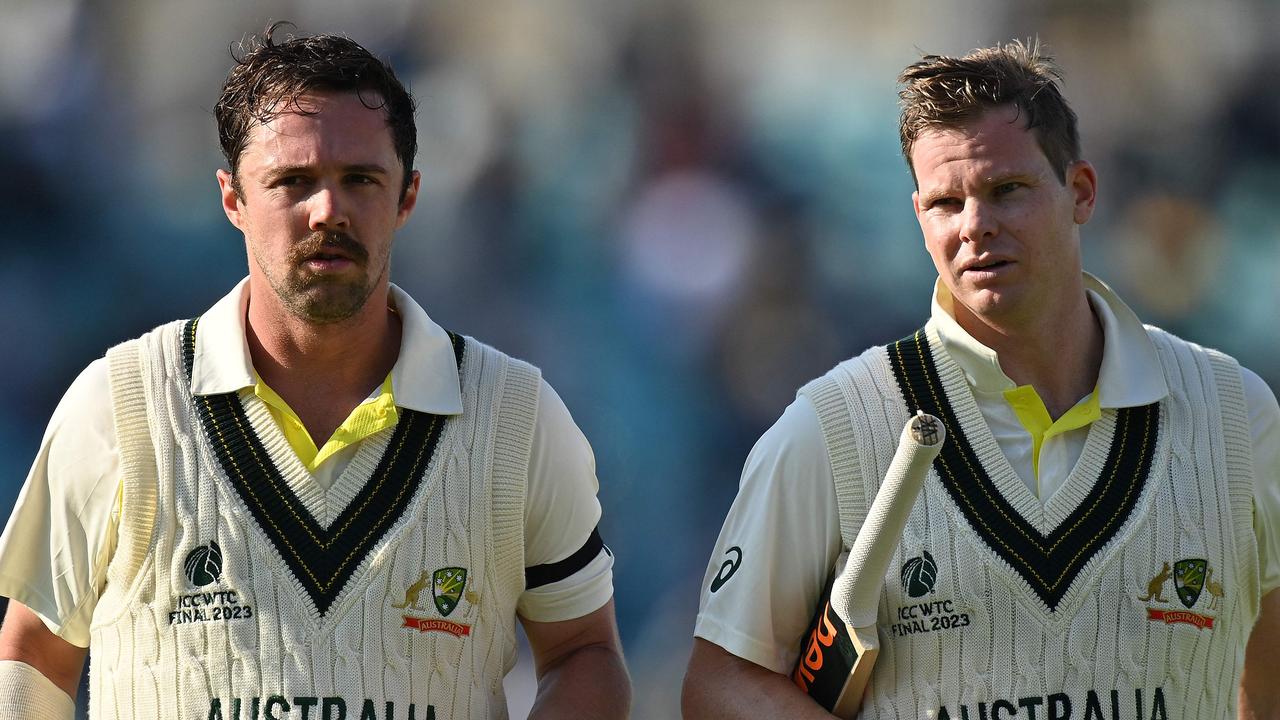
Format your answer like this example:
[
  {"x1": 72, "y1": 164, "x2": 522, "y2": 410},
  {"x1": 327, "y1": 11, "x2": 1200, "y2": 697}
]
[
  {"x1": 88, "y1": 319, "x2": 539, "y2": 720},
  {"x1": 800, "y1": 325, "x2": 1259, "y2": 720}
]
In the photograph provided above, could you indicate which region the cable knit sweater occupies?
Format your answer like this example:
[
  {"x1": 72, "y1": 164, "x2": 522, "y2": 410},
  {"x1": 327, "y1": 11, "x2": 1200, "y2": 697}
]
[
  {"x1": 800, "y1": 325, "x2": 1258, "y2": 719},
  {"x1": 90, "y1": 319, "x2": 538, "y2": 720}
]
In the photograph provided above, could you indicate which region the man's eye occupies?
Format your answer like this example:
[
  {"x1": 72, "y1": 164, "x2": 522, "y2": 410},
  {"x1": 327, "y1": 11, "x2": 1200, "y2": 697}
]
[
  {"x1": 994, "y1": 182, "x2": 1022, "y2": 195},
  {"x1": 348, "y1": 174, "x2": 377, "y2": 185},
  {"x1": 931, "y1": 197, "x2": 960, "y2": 209},
  {"x1": 275, "y1": 176, "x2": 307, "y2": 187}
]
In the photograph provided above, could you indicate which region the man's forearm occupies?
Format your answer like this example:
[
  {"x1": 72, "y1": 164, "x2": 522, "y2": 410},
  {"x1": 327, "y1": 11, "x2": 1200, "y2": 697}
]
[
  {"x1": 528, "y1": 643, "x2": 630, "y2": 720},
  {"x1": 1240, "y1": 588, "x2": 1280, "y2": 718},
  {"x1": 682, "y1": 638, "x2": 837, "y2": 719}
]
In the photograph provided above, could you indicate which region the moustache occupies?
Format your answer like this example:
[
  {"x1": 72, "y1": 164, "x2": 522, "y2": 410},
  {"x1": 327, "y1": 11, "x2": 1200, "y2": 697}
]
[{"x1": 293, "y1": 231, "x2": 369, "y2": 264}]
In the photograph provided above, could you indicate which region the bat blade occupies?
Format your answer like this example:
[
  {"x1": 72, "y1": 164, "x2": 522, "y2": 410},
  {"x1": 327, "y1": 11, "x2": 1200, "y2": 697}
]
[
  {"x1": 792, "y1": 551, "x2": 879, "y2": 712},
  {"x1": 792, "y1": 411, "x2": 944, "y2": 718}
]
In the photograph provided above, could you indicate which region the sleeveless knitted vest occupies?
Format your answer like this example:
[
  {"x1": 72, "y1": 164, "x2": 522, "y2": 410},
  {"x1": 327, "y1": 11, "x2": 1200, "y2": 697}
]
[
  {"x1": 91, "y1": 319, "x2": 539, "y2": 720},
  {"x1": 799, "y1": 325, "x2": 1259, "y2": 720}
]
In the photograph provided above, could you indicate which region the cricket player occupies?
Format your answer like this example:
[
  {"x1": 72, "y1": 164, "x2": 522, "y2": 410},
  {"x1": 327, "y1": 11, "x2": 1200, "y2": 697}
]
[
  {"x1": 0, "y1": 24, "x2": 630, "y2": 719},
  {"x1": 684, "y1": 41, "x2": 1280, "y2": 718}
]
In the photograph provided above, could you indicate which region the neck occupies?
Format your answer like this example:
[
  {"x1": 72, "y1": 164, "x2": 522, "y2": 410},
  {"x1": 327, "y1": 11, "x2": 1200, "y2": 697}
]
[
  {"x1": 958, "y1": 290, "x2": 1103, "y2": 420},
  {"x1": 245, "y1": 281, "x2": 401, "y2": 439}
]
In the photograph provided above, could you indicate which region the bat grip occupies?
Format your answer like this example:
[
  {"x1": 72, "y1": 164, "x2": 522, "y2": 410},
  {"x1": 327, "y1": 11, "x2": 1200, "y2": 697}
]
[{"x1": 832, "y1": 412, "x2": 944, "y2": 629}]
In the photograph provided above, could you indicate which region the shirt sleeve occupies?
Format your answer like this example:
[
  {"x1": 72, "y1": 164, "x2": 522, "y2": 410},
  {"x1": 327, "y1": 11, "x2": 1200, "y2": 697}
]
[
  {"x1": 0, "y1": 358, "x2": 121, "y2": 646},
  {"x1": 693, "y1": 395, "x2": 844, "y2": 674},
  {"x1": 1241, "y1": 367, "x2": 1280, "y2": 595},
  {"x1": 516, "y1": 379, "x2": 613, "y2": 623}
]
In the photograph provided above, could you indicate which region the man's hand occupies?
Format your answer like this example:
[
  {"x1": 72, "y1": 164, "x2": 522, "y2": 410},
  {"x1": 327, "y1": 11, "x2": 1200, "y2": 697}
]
[
  {"x1": 521, "y1": 599, "x2": 630, "y2": 719},
  {"x1": 1241, "y1": 587, "x2": 1280, "y2": 718},
  {"x1": 682, "y1": 638, "x2": 837, "y2": 719}
]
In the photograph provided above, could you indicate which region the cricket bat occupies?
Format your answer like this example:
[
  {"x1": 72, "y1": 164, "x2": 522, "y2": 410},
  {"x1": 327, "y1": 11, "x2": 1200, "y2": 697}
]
[{"x1": 792, "y1": 411, "x2": 945, "y2": 718}]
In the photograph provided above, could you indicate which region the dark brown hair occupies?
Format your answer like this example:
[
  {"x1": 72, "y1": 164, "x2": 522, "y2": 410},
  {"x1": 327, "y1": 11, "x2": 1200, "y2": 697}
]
[
  {"x1": 215, "y1": 22, "x2": 417, "y2": 198},
  {"x1": 898, "y1": 39, "x2": 1079, "y2": 184}
]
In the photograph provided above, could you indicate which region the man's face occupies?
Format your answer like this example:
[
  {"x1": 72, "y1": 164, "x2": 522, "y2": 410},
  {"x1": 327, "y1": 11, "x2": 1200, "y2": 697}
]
[
  {"x1": 217, "y1": 92, "x2": 419, "y2": 324},
  {"x1": 911, "y1": 105, "x2": 1096, "y2": 331}
]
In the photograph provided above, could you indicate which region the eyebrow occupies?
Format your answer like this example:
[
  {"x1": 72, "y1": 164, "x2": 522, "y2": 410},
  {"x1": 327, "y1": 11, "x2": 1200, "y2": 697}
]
[
  {"x1": 920, "y1": 171, "x2": 1038, "y2": 205},
  {"x1": 341, "y1": 164, "x2": 392, "y2": 176},
  {"x1": 261, "y1": 163, "x2": 392, "y2": 183},
  {"x1": 919, "y1": 188, "x2": 956, "y2": 207}
]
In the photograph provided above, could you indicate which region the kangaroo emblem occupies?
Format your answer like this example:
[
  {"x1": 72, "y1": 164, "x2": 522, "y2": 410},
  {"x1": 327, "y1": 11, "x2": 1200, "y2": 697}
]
[
  {"x1": 1204, "y1": 567, "x2": 1224, "y2": 610},
  {"x1": 391, "y1": 571, "x2": 432, "y2": 611},
  {"x1": 1138, "y1": 562, "x2": 1172, "y2": 602}
]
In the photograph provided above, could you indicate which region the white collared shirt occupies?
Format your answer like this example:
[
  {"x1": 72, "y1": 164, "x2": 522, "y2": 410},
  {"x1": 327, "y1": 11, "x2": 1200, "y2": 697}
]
[{"x1": 0, "y1": 280, "x2": 613, "y2": 645}]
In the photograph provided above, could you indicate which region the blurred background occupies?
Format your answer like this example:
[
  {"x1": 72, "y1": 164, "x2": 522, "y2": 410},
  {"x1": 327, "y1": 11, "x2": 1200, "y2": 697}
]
[{"x1": 2, "y1": 0, "x2": 1279, "y2": 716}]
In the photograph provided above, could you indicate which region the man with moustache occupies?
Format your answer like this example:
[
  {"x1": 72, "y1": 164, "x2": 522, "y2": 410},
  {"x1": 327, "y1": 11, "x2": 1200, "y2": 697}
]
[
  {"x1": 0, "y1": 25, "x2": 629, "y2": 719},
  {"x1": 684, "y1": 41, "x2": 1280, "y2": 718}
]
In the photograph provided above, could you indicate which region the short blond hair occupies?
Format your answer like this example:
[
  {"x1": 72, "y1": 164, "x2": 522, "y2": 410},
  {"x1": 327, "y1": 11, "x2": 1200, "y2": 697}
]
[{"x1": 898, "y1": 40, "x2": 1080, "y2": 184}]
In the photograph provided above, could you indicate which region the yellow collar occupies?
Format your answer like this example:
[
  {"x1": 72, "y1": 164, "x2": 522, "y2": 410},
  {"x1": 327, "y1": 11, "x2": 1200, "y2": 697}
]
[{"x1": 252, "y1": 373, "x2": 398, "y2": 472}]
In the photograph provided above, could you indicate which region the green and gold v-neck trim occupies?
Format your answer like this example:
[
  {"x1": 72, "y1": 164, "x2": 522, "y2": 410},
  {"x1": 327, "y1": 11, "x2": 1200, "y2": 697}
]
[
  {"x1": 888, "y1": 328, "x2": 1159, "y2": 611},
  {"x1": 181, "y1": 318, "x2": 464, "y2": 616}
]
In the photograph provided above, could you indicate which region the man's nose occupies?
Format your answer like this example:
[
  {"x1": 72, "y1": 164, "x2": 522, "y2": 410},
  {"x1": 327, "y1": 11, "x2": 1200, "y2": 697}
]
[
  {"x1": 959, "y1": 198, "x2": 997, "y2": 244},
  {"x1": 308, "y1": 186, "x2": 349, "y2": 230}
]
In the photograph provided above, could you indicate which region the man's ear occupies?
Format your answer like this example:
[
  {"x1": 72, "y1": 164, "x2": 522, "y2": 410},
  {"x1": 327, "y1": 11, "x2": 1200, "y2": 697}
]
[
  {"x1": 217, "y1": 169, "x2": 244, "y2": 231},
  {"x1": 1067, "y1": 160, "x2": 1097, "y2": 225},
  {"x1": 396, "y1": 169, "x2": 421, "y2": 229}
]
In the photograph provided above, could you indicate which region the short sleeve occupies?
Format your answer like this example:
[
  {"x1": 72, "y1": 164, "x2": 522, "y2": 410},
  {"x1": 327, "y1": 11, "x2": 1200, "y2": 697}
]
[
  {"x1": 516, "y1": 379, "x2": 613, "y2": 622},
  {"x1": 0, "y1": 358, "x2": 121, "y2": 646},
  {"x1": 693, "y1": 395, "x2": 843, "y2": 674},
  {"x1": 1242, "y1": 367, "x2": 1280, "y2": 595}
]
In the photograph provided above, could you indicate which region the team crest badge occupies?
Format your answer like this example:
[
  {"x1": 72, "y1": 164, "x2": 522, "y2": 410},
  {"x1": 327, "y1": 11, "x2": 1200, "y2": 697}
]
[
  {"x1": 432, "y1": 567, "x2": 467, "y2": 617},
  {"x1": 1173, "y1": 558, "x2": 1207, "y2": 609},
  {"x1": 1142, "y1": 557, "x2": 1220, "y2": 630}
]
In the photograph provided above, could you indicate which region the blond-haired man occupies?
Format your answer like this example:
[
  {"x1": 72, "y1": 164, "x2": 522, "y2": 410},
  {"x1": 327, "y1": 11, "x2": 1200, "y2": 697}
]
[{"x1": 685, "y1": 41, "x2": 1280, "y2": 719}]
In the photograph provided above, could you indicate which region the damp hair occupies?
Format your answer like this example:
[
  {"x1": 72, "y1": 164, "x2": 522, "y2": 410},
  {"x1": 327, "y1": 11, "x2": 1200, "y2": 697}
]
[{"x1": 214, "y1": 21, "x2": 417, "y2": 198}]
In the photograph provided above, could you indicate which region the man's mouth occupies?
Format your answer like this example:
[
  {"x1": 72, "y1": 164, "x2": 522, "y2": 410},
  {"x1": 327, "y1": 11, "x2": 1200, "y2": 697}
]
[
  {"x1": 303, "y1": 254, "x2": 356, "y2": 271},
  {"x1": 309, "y1": 250, "x2": 352, "y2": 262},
  {"x1": 963, "y1": 256, "x2": 1012, "y2": 273},
  {"x1": 295, "y1": 231, "x2": 368, "y2": 270}
]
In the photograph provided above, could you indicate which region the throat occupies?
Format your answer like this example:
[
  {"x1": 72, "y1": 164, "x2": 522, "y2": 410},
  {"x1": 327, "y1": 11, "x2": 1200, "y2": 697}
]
[
  {"x1": 293, "y1": 406, "x2": 354, "y2": 454},
  {"x1": 993, "y1": 322, "x2": 1103, "y2": 421}
]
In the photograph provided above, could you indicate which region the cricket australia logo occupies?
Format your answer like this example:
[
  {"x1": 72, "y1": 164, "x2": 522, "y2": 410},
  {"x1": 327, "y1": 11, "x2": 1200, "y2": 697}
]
[
  {"x1": 1141, "y1": 558, "x2": 1222, "y2": 630},
  {"x1": 432, "y1": 567, "x2": 467, "y2": 616},
  {"x1": 1173, "y1": 559, "x2": 1207, "y2": 608},
  {"x1": 395, "y1": 566, "x2": 473, "y2": 638}
]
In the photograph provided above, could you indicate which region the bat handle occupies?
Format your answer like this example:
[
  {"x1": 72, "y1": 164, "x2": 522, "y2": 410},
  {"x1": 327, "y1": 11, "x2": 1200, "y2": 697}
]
[{"x1": 832, "y1": 411, "x2": 944, "y2": 629}]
